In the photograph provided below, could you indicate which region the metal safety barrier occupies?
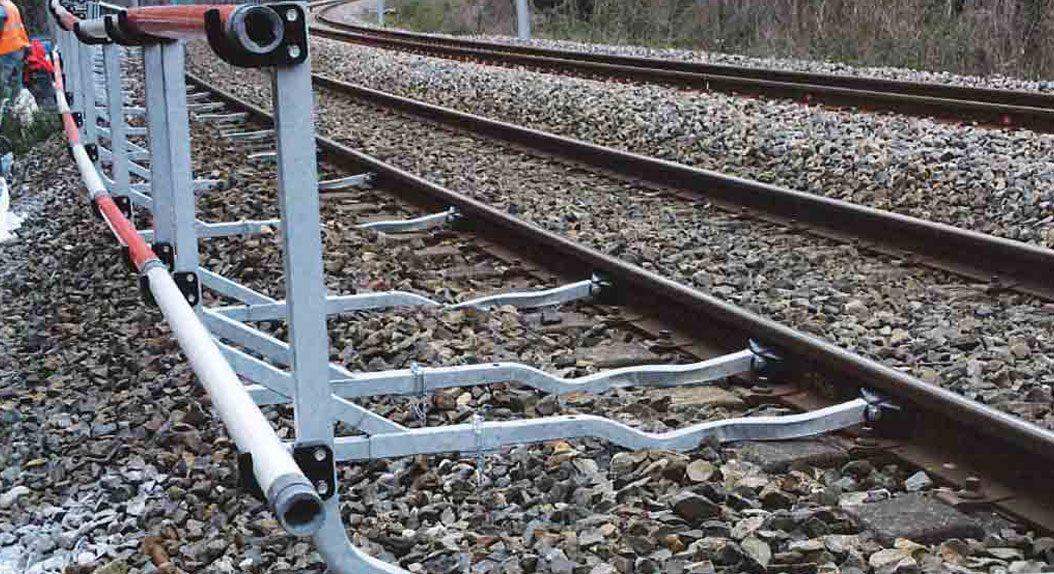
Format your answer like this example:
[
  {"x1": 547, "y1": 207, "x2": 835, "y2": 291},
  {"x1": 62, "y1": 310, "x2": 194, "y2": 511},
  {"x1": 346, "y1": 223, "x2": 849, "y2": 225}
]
[{"x1": 47, "y1": 1, "x2": 892, "y2": 571}]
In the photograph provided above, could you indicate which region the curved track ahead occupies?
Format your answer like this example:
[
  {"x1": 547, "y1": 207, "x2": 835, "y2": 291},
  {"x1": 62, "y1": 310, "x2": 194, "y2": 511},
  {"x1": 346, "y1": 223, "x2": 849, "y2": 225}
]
[{"x1": 312, "y1": 1, "x2": 1054, "y2": 133}]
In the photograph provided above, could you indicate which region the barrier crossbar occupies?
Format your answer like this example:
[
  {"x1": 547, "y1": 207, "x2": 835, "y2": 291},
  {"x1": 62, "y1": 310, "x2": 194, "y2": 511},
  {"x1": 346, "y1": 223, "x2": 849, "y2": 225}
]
[{"x1": 48, "y1": 2, "x2": 890, "y2": 571}]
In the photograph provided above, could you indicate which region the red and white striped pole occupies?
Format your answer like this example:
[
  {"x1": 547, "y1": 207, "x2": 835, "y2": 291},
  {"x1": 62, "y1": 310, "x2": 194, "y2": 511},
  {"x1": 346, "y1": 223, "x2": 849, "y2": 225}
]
[
  {"x1": 49, "y1": 42, "x2": 324, "y2": 538},
  {"x1": 52, "y1": 0, "x2": 288, "y2": 57}
]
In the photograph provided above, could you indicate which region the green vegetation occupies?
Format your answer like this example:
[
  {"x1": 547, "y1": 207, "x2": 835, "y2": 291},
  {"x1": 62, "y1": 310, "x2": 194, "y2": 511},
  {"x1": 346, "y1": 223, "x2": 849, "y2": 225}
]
[
  {"x1": 2, "y1": 111, "x2": 61, "y2": 155},
  {"x1": 387, "y1": 0, "x2": 1054, "y2": 81},
  {"x1": 387, "y1": 0, "x2": 486, "y2": 35}
]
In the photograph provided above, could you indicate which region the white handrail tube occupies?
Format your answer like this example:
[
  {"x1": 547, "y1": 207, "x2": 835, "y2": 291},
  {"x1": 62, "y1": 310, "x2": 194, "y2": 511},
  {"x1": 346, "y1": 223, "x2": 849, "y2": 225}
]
[
  {"x1": 145, "y1": 266, "x2": 324, "y2": 536},
  {"x1": 52, "y1": 40, "x2": 324, "y2": 537}
]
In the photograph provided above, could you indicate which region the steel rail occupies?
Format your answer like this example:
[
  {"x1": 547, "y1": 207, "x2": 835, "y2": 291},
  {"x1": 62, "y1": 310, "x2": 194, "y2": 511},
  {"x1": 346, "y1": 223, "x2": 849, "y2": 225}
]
[
  {"x1": 189, "y1": 73, "x2": 1054, "y2": 466},
  {"x1": 312, "y1": 5, "x2": 1054, "y2": 132},
  {"x1": 308, "y1": 73, "x2": 1054, "y2": 300}
]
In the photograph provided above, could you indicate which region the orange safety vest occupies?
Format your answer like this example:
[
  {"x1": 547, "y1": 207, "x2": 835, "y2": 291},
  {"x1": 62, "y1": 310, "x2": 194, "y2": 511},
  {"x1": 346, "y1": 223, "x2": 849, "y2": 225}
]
[{"x1": 0, "y1": 0, "x2": 30, "y2": 56}]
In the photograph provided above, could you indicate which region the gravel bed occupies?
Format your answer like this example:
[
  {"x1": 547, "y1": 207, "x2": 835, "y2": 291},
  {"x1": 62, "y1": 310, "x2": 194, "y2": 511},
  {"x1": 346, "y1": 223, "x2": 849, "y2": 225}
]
[
  {"x1": 303, "y1": 38, "x2": 1054, "y2": 249},
  {"x1": 188, "y1": 44, "x2": 1054, "y2": 428},
  {"x1": 3, "y1": 48, "x2": 1052, "y2": 574},
  {"x1": 4, "y1": 127, "x2": 1054, "y2": 574},
  {"x1": 320, "y1": 3, "x2": 1054, "y2": 94},
  {"x1": 2, "y1": 48, "x2": 1054, "y2": 574}
]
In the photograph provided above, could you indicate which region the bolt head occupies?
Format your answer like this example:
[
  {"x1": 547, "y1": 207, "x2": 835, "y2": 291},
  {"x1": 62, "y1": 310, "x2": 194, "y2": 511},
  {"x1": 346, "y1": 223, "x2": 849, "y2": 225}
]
[
  {"x1": 286, "y1": 9, "x2": 299, "y2": 21},
  {"x1": 287, "y1": 45, "x2": 301, "y2": 58}
]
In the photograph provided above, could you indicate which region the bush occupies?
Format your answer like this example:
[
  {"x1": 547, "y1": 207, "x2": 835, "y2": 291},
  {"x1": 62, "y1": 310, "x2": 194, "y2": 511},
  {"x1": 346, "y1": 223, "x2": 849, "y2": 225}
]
[
  {"x1": 2, "y1": 110, "x2": 61, "y2": 155},
  {"x1": 390, "y1": 0, "x2": 519, "y2": 36},
  {"x1": 392, "y1": 0, "x2": 1054, "y2": 81}
]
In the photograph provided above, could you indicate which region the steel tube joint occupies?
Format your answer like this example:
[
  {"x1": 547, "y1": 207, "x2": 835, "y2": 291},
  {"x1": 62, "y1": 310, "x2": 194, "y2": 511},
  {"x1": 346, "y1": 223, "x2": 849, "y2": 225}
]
[
  {"x1": 225, "y1": 5, "x2": 285, "y2": 55},
  {"x1": 268, "y1": 473, "x2": 325, "y2": 537}
]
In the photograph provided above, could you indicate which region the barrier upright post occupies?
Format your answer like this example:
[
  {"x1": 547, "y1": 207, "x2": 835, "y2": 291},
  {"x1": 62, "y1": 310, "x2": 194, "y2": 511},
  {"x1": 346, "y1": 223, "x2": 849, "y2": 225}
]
[
  {"x1": 65, "y1": 32, "x2": 83, "y2": 129},
  {"x1": 270, "y1": 14, "x2": 332, "y2": 468},
  {"x1": 102, "y1": 43, "x2": 129, "y2": 197},
  {"x1": 515, "y1": 0, "x2": 530, "y2": 39},
  {"x1": 77, "y1": 44, "x2": 98, "y2": 160},
  {"x1": 143, "y1": 41, "x2": 199, "y2": 300}
]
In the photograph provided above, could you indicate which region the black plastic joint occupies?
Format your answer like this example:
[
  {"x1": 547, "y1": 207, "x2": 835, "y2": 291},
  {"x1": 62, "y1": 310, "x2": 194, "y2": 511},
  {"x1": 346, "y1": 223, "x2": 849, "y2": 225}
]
[
  {"x1": 120, "y1": 245, "x2": 137, "y2": 274},
  {"x1": 89, "y1": 196, "x2": 103, "y2": 220},
  {"x1": 72, "y1": 112, "x2": 83, "y2": 128},
  {"x1": 139, "y1": 274, "x2": 156, "y2": 307},
  {"x1": 205, "y1": 4, "x2": 309, "y2": 69},
  {"x1": 48, "y1": 2, "x2": 69, "y2": 31},
  {"x1": 748, "y1": 338, "x2": 785, "y2": 381},
  {"x1": 107, "y1": 11, "x2": 170, "y2": 46},
  {"x1": 173, "y1": 272, "x2": 201, "y2": 307},
  {"x1": 447, "y1": 208, "x2": 472, "y2": 231},
  {"x1": 861, "y1": 389, "x2": 910, "y2": 439},
  {"x1": 85, "y1": 143, "x2": 98, "y2": 162},
  {"x1": 590, "y1": 272, "x2": 620, "y2": 305},
  {"x1": 64, "y1": 90, "x2": 72, "y2": 104},
  {"x1": 113, "y1": 195, "x2": 132, "y2": 219},
  {"x1": 238, "y1": 452, "x2": 267, "y2": 502},
  {"x1": 293, "y1": 443, "x2": 336, "y2": 501},
  {"x1": 74, "y1": 21, "x2": 113, "y2": 45},
  {"x1": 151, "y1": 242, "x2": 174, "y2": 270},
  {"x1": 238, "y1": 444, "x2": 336, "y2": 502}
]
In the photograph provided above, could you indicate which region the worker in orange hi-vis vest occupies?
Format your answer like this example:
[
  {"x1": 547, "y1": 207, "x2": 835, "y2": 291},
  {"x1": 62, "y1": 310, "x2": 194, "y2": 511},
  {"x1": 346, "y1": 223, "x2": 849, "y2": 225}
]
[{"x1": 0, "y1": 0, "x2": 30, "y2": 105}]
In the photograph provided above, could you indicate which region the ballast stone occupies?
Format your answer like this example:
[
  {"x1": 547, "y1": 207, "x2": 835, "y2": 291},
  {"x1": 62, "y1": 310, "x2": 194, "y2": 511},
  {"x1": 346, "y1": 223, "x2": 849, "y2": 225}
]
[
  {"x1": 846, "y1": 493, "x2": 984, "y2": 544},
  {"x1": 735, "y1": 439, "x2": 849, "y2": 473}
]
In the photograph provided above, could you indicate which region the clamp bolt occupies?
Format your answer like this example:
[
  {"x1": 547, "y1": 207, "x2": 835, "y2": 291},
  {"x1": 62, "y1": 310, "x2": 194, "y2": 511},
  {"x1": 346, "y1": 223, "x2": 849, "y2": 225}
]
[{"x1": 958, "y1": 476, "x2": 984, "y2": 500}]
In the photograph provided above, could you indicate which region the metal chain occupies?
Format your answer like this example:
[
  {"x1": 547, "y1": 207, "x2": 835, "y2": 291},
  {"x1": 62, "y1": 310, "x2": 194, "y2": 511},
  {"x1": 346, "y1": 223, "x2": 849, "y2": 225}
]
[
  {"x1": 409, "y1": 360, "x2": 428, "y2": 421},
  {"x1": 473, "y1": 413, "x2": 486, "y2": 488}
]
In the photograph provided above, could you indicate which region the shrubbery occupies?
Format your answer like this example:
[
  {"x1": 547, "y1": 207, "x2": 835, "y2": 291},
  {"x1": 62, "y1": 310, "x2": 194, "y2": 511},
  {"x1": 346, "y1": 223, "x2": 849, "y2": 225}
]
[{"x1": 388, "y1": 0, "x2": 1054, "y2": 80}]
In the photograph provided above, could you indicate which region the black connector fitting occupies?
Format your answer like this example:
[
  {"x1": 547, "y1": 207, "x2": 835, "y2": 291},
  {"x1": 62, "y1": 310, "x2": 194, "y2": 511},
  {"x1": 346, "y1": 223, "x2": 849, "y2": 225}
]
[
  {"x1": 106, "y1": 11, "x2": 169, "y2": 46},
  {"x1": 173, "y1": 272, "x2": 201, "y2": 307},
  {"x1": 293, "y1": 443, "x2": 336, "y2": 501},
  {"x1": 113, "y1": 195, "x2": 132, "y2": 219},
  {"x1": 120, "y1": 245, "x2": 137, "y2": 274},
  {"x1": 861, "y1": 388, "x2": 911, "y2": 439},
  {"x1": 85, "y1": 143, "x2": 98, "y2": 162},
  {"x1": 238, "y1": 452, "x2": 267, "y2": 502},
  {"x1": 590, "y1": 272, "x2": 620, "y2": 305},
  {"x1": 139, "y1": 274, "x2": 156, "y2": 306},
  {"x1": 748, "y1": 338, "x2": 785, "y2": 381},
  {"x1": 205, "y1": 4, "x2": 308, "y2": 69},
  {"x1": 72, "y1": 112, "x2": 83, "y2": 128},
  {"x1": 74, "y1": 21, "x2": 113, "y2": 45},
  {"x1": 151, "y1": 242, "x2": 174, "y2": 270},
  {"x1": 89, "y1": 196, "x2": 103, "y2": 220},
  {"x1": 238, "y1": 443, "x2": 336, "y2": 503}
]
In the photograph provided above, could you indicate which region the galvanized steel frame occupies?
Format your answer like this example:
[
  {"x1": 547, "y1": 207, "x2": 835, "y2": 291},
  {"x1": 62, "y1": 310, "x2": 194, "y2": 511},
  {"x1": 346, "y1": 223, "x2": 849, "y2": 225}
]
[{"x1": 56, "y1": 3, "x2": 882, "y2": 571}]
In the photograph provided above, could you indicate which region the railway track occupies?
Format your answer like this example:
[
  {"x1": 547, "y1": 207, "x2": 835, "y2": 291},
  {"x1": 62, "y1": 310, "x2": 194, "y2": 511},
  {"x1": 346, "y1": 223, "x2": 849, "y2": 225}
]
[
  {"x1": 311, "y1": 1, "x2": 1054, "y2": 133},
  {"x1": 183, "y1": 71, "x2": 1054, "y2": 537},
  {"x1": 188, "y1": 42, "x2": 1054, "y2": 304},
  {"x1": 37, "y1": 2, "x2": 1054, "y2": 568},
  {"x1": 31, "y1": 2, "x2": 1054, "y2": 571},
  {"x1": 192, "y1": 43, "x2": 1054, "y2": 415}
]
